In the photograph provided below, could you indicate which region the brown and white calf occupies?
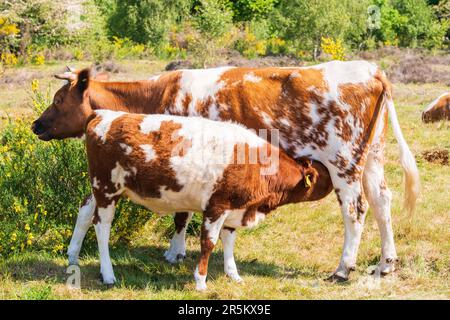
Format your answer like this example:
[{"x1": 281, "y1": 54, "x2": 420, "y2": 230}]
[
  {"x1": 33, "y1": 61, "x2": 419, "y2": 282},
  {"x1": 85, "y1": 110, "x2": 330, "y2": 289},
  {"x1": 422, "y1": 92, "x2": 450, "y2": 123}
]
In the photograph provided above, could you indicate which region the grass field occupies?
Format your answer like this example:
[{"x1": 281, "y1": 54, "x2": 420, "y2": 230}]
[{"x1": 0, "y1": 60, "x2": 449, "y2": 299}]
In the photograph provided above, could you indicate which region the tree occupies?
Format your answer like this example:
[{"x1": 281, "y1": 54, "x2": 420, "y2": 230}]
[
  {"x1": 1, "y1": 0, "x2": 68, "y2": 54},
  {"x1": 231, "y1": 0, "x2": 278, "y2": 21},
  {"x1": 269, "y1": 0, "x2": 370, "y2": 54},
  {"x1": 373, "y1": 0, "x2": 447, "y2": 48},
  {"x1": 106, "y1": 0, "x2": 192, "y2": 46}
]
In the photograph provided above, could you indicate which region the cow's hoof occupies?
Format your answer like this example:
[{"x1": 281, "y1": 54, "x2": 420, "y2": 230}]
[
  {"x1": 372, "y1": 258, "x2": 397, "y2": 276},
  {"x1": 195, "y1": 282, "x2": 207, "y2": 291},
  {"x1": 325, "y1": 273, "x2": 348, "y2": 283},
  {"x1": 164, "y1": 249, "x2": 186, "y2": 264}
]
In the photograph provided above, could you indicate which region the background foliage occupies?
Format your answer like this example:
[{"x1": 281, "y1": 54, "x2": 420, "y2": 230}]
[{"x1": 0, "y1": 0, "x2": 448, "y2": 68}]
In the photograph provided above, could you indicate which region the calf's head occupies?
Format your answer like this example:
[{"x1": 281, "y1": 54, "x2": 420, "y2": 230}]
[
  {"x1": 283, "y1": 157, "x2": 333, "y2": 204},
  {"x1": 31, "y1": 68, "x2": 93, "y2": 140},
  {"x1": 422, "y1": 93, "x2": 450, "y2": 123}
]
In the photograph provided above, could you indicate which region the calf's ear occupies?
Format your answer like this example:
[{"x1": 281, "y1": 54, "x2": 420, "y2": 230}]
[{"x1": 76, "y1": 68, "x2": 90, "y2": 94}]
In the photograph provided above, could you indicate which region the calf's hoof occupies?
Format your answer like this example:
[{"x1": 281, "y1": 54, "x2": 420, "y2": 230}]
[
  {"x1": 194, "y1": 267, "x2": 207, "y2": 291},
  {"x1": 99, "y1": 273, "x2": 116, "y2": 286},
  {"x1": 68, "y1": 257, "x2": 79, "y2": 266}
]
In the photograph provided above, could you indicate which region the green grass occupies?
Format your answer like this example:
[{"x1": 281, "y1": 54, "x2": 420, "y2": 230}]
[{"x1": 0, "y1": 60, "x2": 449, "y2": 299}]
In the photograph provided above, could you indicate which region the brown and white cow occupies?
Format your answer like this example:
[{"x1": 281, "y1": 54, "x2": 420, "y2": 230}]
[
  {"x1": 422, "y1": 92, "x2": 450, "y2": 123},
  {"x1": 84, "y1": 110, "x2": 331, "y2": 289},
  {"x1": 32, "y1": 61, "x2": 420, "y2": 283}
]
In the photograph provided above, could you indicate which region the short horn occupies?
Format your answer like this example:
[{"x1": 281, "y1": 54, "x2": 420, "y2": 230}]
[
  {"x1": 54, "y1": 72, "x2": 77, "y2": 81},
  {"x1": 66, "y1": 66, "x2": 77, "y2": 73}
]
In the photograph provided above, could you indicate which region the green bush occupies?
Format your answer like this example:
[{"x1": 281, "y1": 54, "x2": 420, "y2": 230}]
[
  {"x1": 72, "y1": 0, "x2": 115, "y2": 62},
  {"x1": 433, "y1": 0, "x2": 450, "y2": 39},
  {"x1": 104, "y1": 0, "x2": 192, "y2": 48},
  {"x1": 231, "y1": 0, "x2": 278, "y2": 22},
  {"x1": 372, "y1": 0, "x2": 448, "y2": 49},
  {"x1": 190, "y1": 0, "x2": 235, "y2": 67},
  {"x1": 194, "y1": 0, "x2": 233, "y2": 39},
  {"x1": 268, "y1": 0, "x2": 370, "y2": 55}
]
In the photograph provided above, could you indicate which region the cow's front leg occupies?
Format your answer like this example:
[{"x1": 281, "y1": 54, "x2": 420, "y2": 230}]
[
  {"x1": 220, "y1": 227, "x2": 242, "y2": 282},
  {"x1": 195, "y1": 213, "x2": 227, "y2": 291},
  {"x1": 94, "y1": 201, "x2": 117, "y2": 285},
  {"x1": 68, "y1": 194, "x2": 96, "y2": 265},
  {"x1": 327, "y1": 180, "x2": 368, "y2": 282},
  {"x1": 164, "y1": 211, "x2": 193, "y2": 263}
]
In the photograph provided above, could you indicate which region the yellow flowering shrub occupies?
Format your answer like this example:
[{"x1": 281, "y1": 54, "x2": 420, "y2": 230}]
[
  {"x1": 72, "y1": 48, "x2": 84, "y2": 61},
  {"x1": 1, "y1": 52, "x2": 18, "y2": 66},
  {"x1": 235, "y1": 28, "x2": 267, "y2": 59},
  {"x1": 384, "y1": 38, "x2": 399, "y2": 47},
  {"x1": 112, "y1": 36, "x2": 147, "y2": 59},
  {"x1": 321, "y1": 37, "x2": 346, "y2": 61},
  {"x1": 0, "y1": 17, "x2": 19, "y2": 36},
  {"x1": 266, "y1": 38, "x2": 289, "y2": 56},
  {"x1": 32, "y1": 54, "x2": 46, "y2": 66}
]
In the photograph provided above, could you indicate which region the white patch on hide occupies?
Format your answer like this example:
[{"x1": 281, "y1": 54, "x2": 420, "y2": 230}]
[
  {"x1": 93, "y1": 110, "x2": 125, "y2": 143},
  {"x1": 140, "y1": 144, "x2": 156, "y2": 162},
  {"x1": 243, "y1": 72, "x2": 262, "y2": 83},
  {"x1": 119, "y1": 143, "x2": 132, "y2": 155}
]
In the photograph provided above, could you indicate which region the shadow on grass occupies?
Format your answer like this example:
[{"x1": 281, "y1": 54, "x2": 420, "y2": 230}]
[{"x1": 0, "y1": 244, "x2": 323, "y2": 292}]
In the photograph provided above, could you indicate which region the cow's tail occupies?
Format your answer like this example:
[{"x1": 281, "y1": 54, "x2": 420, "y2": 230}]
[{"x1": 380, "y1": 73, "x2": 420, "y2": 218}]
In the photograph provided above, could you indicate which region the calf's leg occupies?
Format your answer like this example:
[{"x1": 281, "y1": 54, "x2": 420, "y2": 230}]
[
  {"x1": 94, "y1": 201, "x2": 117, "y2": 285},
  {"x1": 195, "y1": 213, "x2": 228, "y2": 291},
  {"x1": 164, "y1": 211, "x2": 193, "y2": 263},
  {"x1": 67, "y1": 194, "x2": 95, "y2": 265},
  {"x1": 220, "y1": 227, "x2": 242, "y2": 282}
]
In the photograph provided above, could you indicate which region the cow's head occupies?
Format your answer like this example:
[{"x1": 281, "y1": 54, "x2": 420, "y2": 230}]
[
  {"x1": 422, "y1": 93, "x2": 450, "y2": 123},
  {"x1": 31, "y1": 67, "x2": 95, "y2": 141}
]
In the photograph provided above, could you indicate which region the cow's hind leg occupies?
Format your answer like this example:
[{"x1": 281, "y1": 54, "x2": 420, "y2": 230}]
[
  {"x1": 327, "y1": 177, "x2": 369, "y2": 282},
  {"x1": 164, "y1": 211, "x2": 193, "y2": 264},
  {"x1": 363, "y1": 151, "x2": 397, "y2": 275},
  {"x1": 67, "y1": 194, "x2": 95, "y2": 266}
]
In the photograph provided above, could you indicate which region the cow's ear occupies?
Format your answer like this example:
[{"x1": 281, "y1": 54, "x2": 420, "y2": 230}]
[{"x1": 76, "y1": 68, "x2": 90, "y2": 94}]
